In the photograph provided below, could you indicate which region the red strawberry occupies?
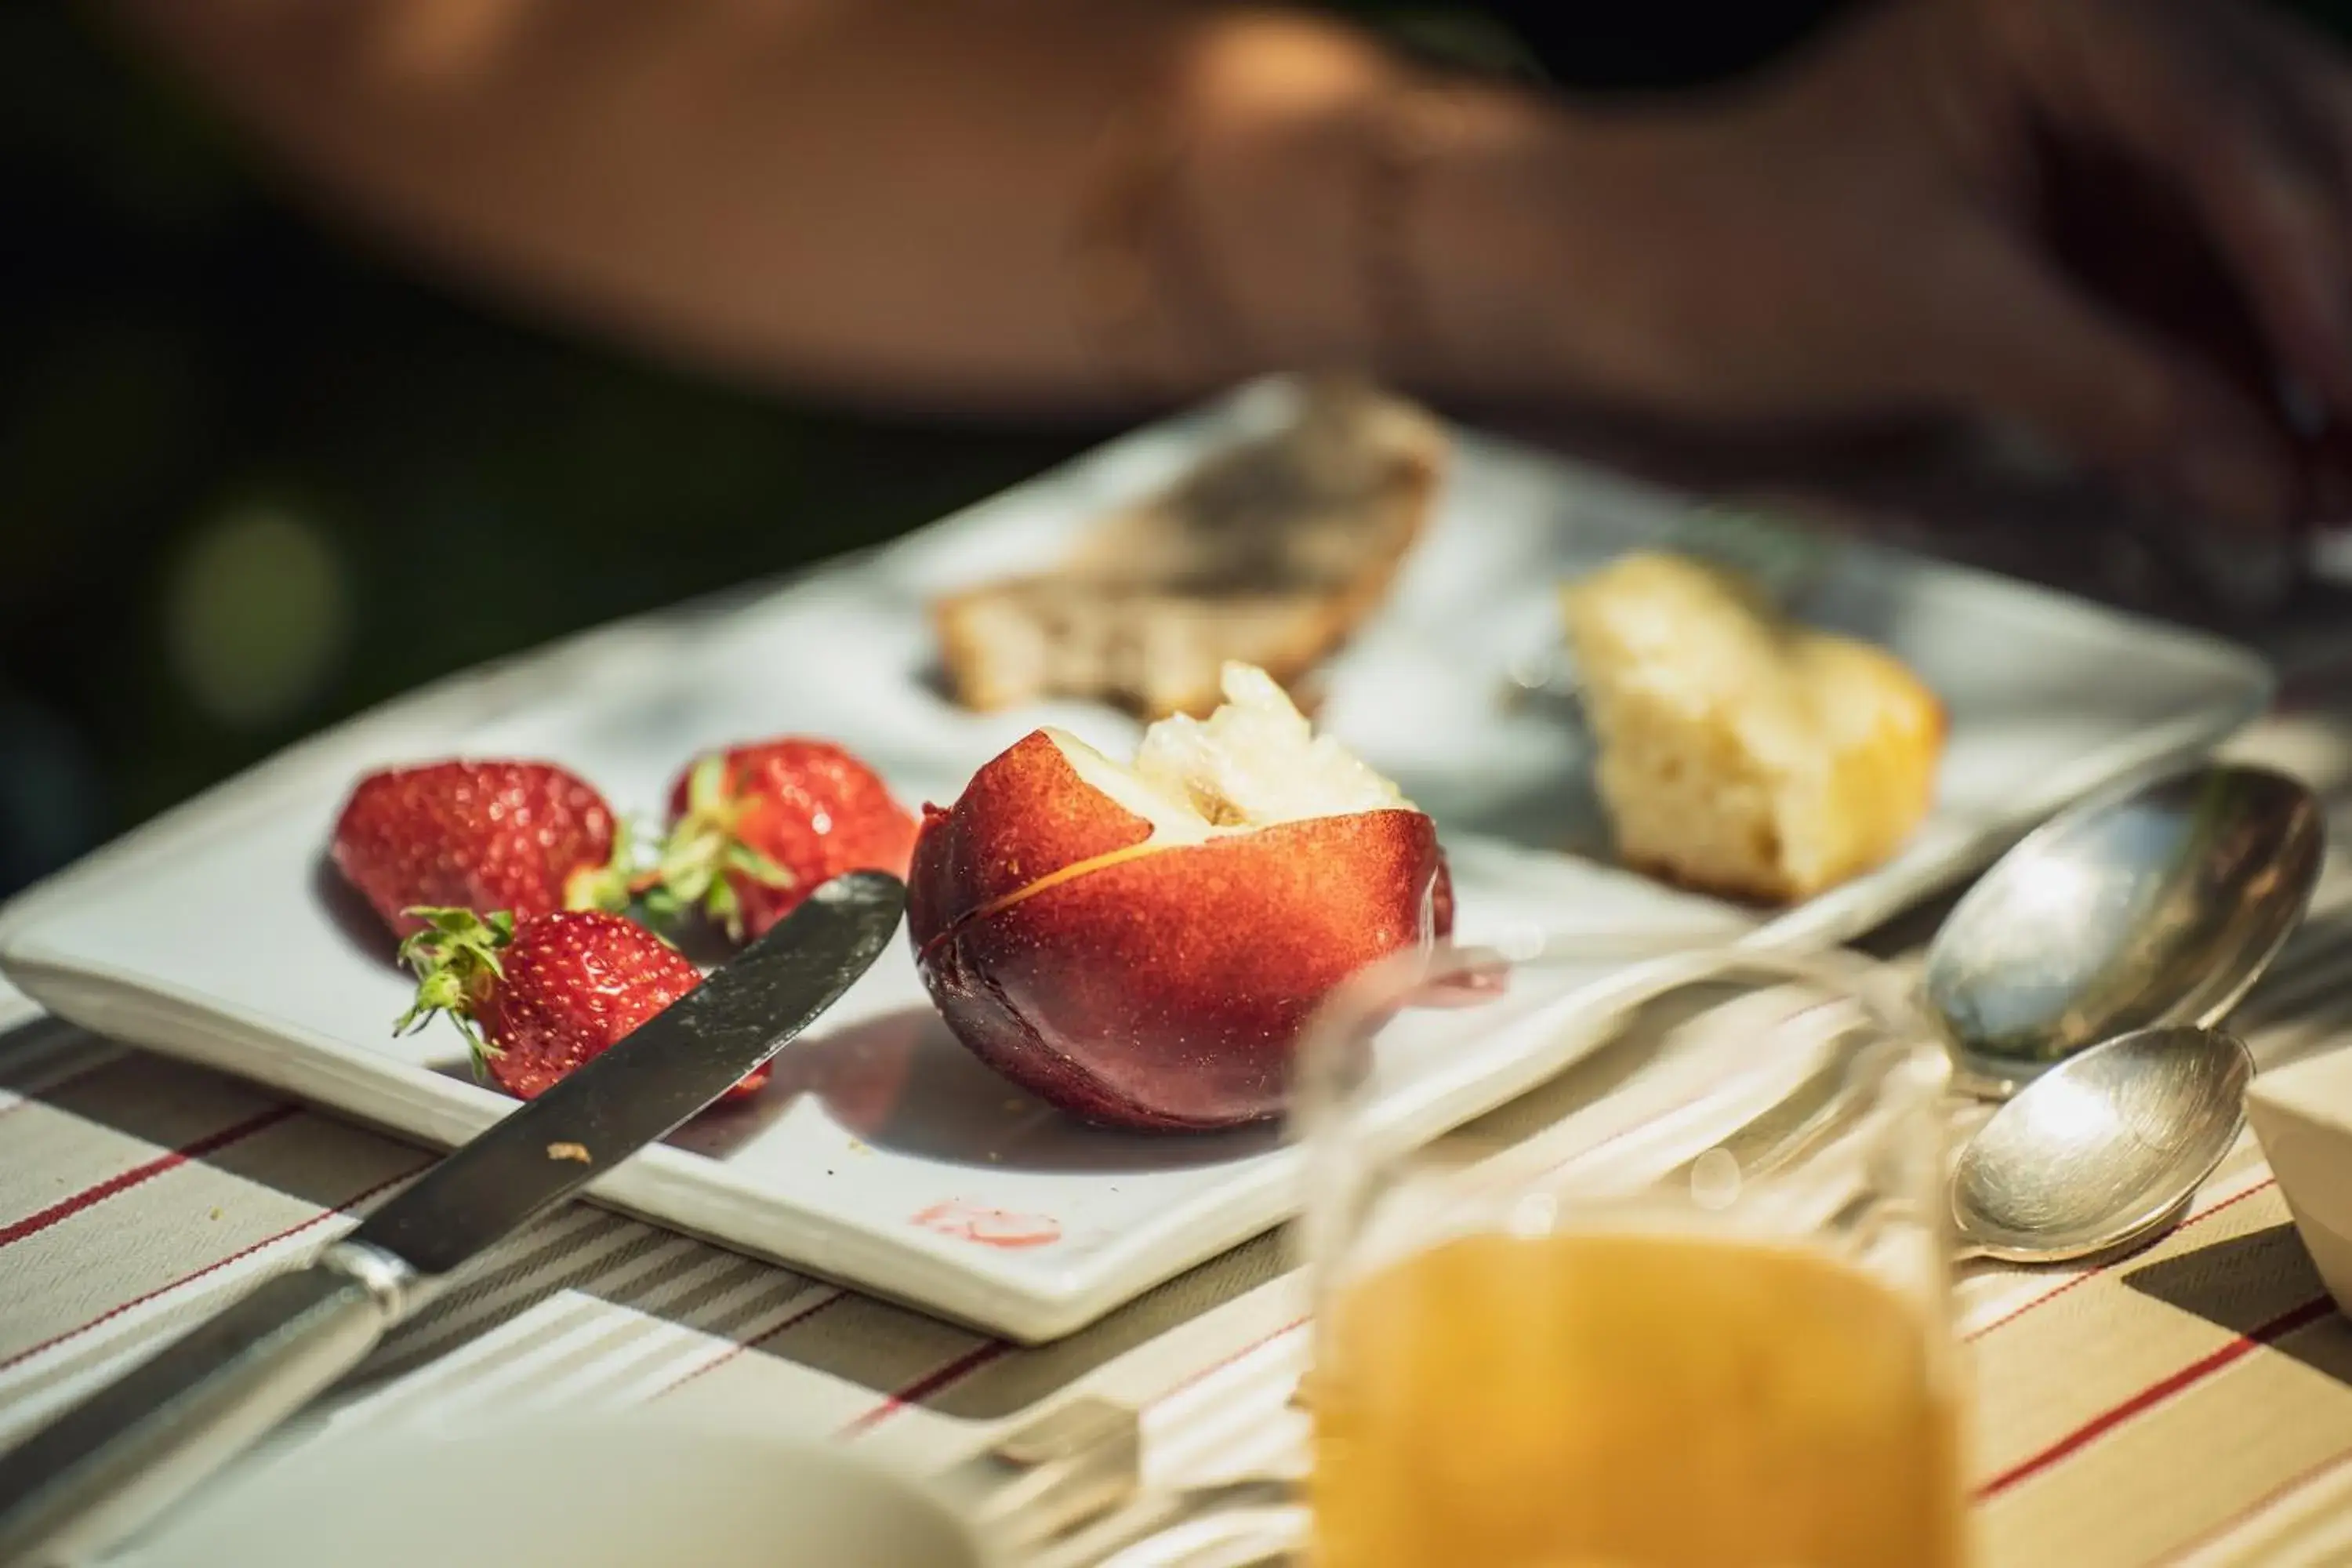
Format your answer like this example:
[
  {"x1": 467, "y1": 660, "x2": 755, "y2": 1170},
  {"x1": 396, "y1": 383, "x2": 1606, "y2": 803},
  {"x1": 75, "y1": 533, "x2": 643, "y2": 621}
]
[
  {"x1": 395, "y1": 908, "x2": 767, "y2": 1102},
  {"x1": 645, "y1": 739, "x2": 916, "y2": 943},
  {"x1": 332, "y1": 760, "x2": 631, "y2": 938}
]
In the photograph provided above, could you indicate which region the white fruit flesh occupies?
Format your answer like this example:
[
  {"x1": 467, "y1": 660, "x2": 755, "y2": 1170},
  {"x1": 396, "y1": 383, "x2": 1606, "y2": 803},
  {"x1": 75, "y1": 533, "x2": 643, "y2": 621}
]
[{"x1": 1047, "y1": 662, "x2": 1412, "y2": 844}]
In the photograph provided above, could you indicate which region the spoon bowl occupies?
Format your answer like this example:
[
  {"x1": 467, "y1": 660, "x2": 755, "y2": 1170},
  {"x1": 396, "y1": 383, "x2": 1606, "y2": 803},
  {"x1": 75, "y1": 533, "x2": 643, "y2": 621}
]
[
  {"x1": 1922, "y1": 763, "x2": 2321, "y2": 1091},
  {"x1": 1951, "y1": 1025, "x2": 2252, "y2": 1264}
]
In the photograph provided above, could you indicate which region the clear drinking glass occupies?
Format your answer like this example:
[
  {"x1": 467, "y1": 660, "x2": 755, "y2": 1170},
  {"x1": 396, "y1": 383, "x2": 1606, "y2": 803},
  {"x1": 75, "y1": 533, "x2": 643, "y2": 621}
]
[{"x1": 1293, "y1": 935, "x2": 1964, "y2": 1568}]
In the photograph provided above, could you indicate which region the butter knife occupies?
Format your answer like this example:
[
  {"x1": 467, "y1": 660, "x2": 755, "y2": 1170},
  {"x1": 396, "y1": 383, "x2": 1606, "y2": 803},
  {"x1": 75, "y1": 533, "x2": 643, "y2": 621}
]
[{"x1": 0, "y1": 869, "x2": 906, "y2": 1567}]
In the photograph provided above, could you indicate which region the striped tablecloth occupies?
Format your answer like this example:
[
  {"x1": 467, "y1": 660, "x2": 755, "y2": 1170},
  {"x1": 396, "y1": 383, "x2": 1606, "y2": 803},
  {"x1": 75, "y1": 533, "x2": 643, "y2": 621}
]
[{"x1": 13, "y1": 688, "x2": 2352, "y2": 1566}]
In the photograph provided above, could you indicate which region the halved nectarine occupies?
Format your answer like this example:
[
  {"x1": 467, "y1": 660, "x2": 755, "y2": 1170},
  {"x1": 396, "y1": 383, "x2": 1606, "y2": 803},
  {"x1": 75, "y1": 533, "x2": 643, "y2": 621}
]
[{"x1": 909, "y1": 664, "x2": 1448, "y2": 1131}]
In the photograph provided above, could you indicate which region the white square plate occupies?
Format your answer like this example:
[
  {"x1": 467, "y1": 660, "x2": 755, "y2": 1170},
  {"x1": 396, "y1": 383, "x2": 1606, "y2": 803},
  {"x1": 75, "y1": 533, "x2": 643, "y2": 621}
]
[{"x1": 0, "y1": 380, "x2": 2272, "y2": 1341}]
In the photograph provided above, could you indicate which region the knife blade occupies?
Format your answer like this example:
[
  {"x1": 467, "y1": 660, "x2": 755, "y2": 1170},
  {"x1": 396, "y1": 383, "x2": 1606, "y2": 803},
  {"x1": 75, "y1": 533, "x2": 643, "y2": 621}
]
[
  {"x1": 354, "y1": 869, "x2": 904, "y2": 1276},
  {"x1": 0, "y1": 869, "x2": 906, "y2": 1568}
]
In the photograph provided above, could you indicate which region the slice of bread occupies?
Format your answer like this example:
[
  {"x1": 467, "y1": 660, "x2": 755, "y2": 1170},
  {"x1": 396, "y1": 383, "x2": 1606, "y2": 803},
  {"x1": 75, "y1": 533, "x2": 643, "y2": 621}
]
[
  {"x1": 1561, "y1": 550, "x2": 1944, "y2": 903},
  {"x1": 933, "y1": 379, "x2": 1447, "y2": 720}
]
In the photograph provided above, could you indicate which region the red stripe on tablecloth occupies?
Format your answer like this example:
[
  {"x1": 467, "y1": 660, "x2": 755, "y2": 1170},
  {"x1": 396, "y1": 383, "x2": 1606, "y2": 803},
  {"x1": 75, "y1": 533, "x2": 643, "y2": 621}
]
[
  {"x1": 2145, "y1": 1439, "x2": 2352, "y2": 1566},
  {"x1": 0, "y1": 1051, "x2": 115, "y2": 1127},
  {"x1": 0, "y1": 1157, "x2": 431, "y2": 1377},
  {"x1": 1122, "y1": 1174, "x2": 2284, "y2": 1443},
  {"x1": 0, "y1": 1104, "x2": 299, "y2": 1250},
  {"x1": 648, "y1": 1288, "x2": 847, "y2": 1400},
  {"x1": 1150, "y1": 1315, "x2": 1310, "y2": 1409},
  {"x1": 0, "y1": 1053, "x2": 103, "y2": 1128},
  {"x1": 840, "y1": 1341, "x2": 1011, "y2": 1438},
  {"x1": 1976, "y1": 1294, "x2": 2336, "y2": 1502},
  {"x1": 1965, "y1": 1178, "x2": 2278, "y2": 1344}
]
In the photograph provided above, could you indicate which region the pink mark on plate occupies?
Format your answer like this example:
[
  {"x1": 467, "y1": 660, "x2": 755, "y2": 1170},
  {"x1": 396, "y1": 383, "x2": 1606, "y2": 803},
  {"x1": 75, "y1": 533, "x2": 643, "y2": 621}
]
[{"x1": 913, "y1": 1201, "x2": 1062, "y2": 1250}]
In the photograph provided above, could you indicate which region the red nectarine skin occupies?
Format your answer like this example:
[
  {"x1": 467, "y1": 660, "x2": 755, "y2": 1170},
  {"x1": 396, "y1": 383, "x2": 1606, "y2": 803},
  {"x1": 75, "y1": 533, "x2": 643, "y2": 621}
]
[
  {"x1": 909, "y1": 732, "x2": 1156, "y2": 932},
  {"x1": 910, "y1": 746, "x2": 1443, "y2": 1130},
  {"x1": 905, "y1": 802, "x2": 958, "y2": 949}
]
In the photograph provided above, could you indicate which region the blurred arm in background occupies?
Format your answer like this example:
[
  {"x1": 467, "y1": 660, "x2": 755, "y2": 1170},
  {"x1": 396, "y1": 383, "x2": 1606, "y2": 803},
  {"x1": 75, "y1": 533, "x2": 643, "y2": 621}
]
[{"x1": 107, "y1": 0, "x2": 2352, "y2": 528}]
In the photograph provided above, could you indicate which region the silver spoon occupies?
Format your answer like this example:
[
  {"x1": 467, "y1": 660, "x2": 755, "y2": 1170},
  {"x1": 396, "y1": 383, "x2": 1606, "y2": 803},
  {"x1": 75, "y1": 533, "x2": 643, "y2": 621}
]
[
  {"x1": 1921, "y1": 762, "x2": 2322, "y2": 1097},
  {"x1": 1950, "y1": 1024, "x2": 2252, "y2": 1263}
]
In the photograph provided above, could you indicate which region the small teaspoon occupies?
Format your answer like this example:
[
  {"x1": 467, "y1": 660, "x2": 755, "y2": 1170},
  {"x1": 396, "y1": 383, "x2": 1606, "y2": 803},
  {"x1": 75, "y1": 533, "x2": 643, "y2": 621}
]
[{"x1": 1949, "y1": 1024, "x2": 2251, "y2": 1265}]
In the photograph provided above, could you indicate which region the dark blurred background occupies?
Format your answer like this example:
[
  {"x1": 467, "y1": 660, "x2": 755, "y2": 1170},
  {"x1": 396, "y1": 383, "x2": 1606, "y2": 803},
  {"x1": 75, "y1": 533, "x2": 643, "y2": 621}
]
[{"x1": 3, "y1": 0, "x2": 2339, "y2": 898}]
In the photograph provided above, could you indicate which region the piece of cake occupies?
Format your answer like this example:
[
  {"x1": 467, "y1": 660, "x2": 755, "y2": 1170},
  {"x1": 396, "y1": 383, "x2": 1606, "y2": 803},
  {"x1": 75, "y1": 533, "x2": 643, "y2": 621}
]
[
  {"x1": 932, "y1": 379, "x2": 1446, "y2": 720},
  {"x1": 1561, "y1": 550, "x2": 1944, "y2": 902}
]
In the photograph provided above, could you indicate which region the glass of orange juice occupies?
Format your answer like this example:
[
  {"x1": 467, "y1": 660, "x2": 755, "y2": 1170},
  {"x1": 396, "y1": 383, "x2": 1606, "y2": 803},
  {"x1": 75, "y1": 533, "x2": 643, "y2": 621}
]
[{"x1": 1294, "y1": 936, "x2": 1963, "y2": 1568}]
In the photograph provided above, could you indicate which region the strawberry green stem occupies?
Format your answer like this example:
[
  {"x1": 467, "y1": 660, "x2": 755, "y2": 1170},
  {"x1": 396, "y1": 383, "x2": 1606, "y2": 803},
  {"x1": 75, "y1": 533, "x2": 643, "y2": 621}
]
[
  {"x1": 564, "y1": 817, "x2": 642, "y2": 914},
  {"x1": 638, "y1": 751, "x2": 793, "y2": 942},
  {"x1": 394, "y1": 906, "x2": 514, "y2": 1081}
]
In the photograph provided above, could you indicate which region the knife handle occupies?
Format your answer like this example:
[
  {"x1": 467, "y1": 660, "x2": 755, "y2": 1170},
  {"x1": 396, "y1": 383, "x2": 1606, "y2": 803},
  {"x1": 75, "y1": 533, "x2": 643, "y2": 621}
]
[{"x1": 0, "y1": 1242, "x2": 416, "y2": 1566}]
